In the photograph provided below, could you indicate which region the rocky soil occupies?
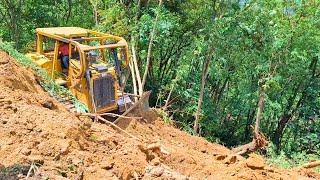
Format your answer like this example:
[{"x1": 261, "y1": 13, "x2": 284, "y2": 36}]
[{"x1": 0, "y1": 51, "x2": 319, "y2": 180}]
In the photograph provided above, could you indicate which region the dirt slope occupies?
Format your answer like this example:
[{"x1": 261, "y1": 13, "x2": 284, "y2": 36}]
[{"x1": 0, "y1": 51, "x2": 319, "y2": 179}]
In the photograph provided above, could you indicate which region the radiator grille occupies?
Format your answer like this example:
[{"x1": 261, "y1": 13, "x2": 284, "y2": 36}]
[{"x1": 93, "y1": 74, "x2": 115, "y2": 109}]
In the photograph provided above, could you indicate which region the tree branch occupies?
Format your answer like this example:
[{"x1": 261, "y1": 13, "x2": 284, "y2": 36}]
[{"x1": 141, "y1": 0, "x2": 163, "y2": 90}]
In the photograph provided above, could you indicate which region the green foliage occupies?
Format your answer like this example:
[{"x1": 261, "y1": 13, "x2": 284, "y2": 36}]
[
  {"x1": 266, "y1": 143, "x2": 320, "y2": 172},
  {"x1": 0, "y1": 0, "x2": 94, "y2": 51},
  {"x1": 0, "y1": 41, "x2": 88, "y2": 113},
  {"x1": 98, "y1": 1, "x2": 129, "y2": 36},
  {"x1": 156, "y1": 108, "x2": 173, "y2": 125}
]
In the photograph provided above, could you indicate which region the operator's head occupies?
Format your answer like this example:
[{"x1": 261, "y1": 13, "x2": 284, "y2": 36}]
[{"x1": 87, "y1": 51, "x2": 98, "y2": 63}]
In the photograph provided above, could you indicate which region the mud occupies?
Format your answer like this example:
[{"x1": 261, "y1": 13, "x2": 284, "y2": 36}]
[{"x1": 0, "y1": 51, "x2": 319, "y2": 179}]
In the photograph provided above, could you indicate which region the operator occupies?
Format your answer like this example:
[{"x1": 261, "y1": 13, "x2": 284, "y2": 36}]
[
  {"x1": 58, "y1": 42, "x2": 69, "y2": 69},
  {"x1": 87, "y1": 50, "x2": 98, "y2": 65}
]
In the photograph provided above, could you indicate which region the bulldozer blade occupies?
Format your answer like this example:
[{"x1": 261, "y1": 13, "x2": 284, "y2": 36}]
[{"x1": 114, "y1": 91, "x2": 151, "y2": 124}]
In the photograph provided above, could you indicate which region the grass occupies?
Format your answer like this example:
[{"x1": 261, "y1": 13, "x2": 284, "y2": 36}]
[
  {"x1": 156, "y1": 108, "x2": 173, "y2": 125},
  {"x1": 265, "y1": 143, "x2": 320, "y2": 172},
  {"x1": 0, "y1": 41, "x2": 88, "y2": 112}
]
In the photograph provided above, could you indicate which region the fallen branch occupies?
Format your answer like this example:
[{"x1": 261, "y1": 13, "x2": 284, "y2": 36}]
[
  {"x1": 100, "y1": 112, "x2": 142, "y2": 120},
  {"x1": 78, "y1": 112, "x2": 141, "y2": 120},
  {"x1": 302, "y1": 160, "x2": 320, "y2": 169},
  {"x1": 97, "y1": 116, "x2": 137, "y2": 138},
  {"x1": 232, "y1": 130, "x2": 267, "y2": 155},
  {"x1": 83, "y1": 113, "x2": 139, "y2": 140},
  {"x1": 232, "y1": 142, "x2": 254, "y2": 155},
  {"x1": 26, "y1": 162, "x2": 38, "y2": 180},
  {"x1": 26, "y1": 165, "x2": 33, "y2": 179},
  {"x1": 163, "y1": 84, "x2": 174, "y2": 111}
]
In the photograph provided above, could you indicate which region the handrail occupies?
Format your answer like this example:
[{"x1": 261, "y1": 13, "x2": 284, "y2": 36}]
[
  {"x1": 81, "y1": 43, "x2": 127, "y2": 51},
  {"x1": 36, "y1": 27, "x2": 130, "y2": 85}
]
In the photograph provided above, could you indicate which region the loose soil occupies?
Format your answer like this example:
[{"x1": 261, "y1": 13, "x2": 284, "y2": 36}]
[{"x1": 0, "y1": 51, "x2": 319, "y2": 179}]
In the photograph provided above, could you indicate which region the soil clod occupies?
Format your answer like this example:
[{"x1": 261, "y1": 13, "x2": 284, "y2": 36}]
[{"x1": 0, "y1": 51, "x2": 319, "y2": 179}]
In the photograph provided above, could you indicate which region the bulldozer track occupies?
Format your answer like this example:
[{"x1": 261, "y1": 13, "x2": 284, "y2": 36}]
[
  {"x1": 50, "y1": 91, "x2": 151, "y2": 117},
  {"x1": 52, "y1": 94, "x2": 78, "y2": 113}
]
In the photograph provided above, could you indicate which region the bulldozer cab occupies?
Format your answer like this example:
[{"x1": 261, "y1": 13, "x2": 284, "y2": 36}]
[{"x1": 26, "y1": 27, "x2": 132, "y2": 113}]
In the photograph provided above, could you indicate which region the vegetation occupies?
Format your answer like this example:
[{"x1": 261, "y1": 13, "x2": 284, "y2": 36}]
[
  {"x1": 0, "y1": 41, "x2": 88, "y2": 112},
  {"x1": 0, "y1": 0, "x2": 319, "y2": 168}
]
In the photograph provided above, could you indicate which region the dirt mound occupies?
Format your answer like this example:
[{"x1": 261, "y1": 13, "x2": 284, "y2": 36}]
[{"x1": 0, "y1": 50, "x2": 319, "y2": 179}]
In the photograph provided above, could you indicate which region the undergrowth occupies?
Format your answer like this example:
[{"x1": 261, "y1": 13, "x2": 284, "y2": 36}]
[
  {"x1": 156, "y1": 108, "x2": 173, "y2": 124},
  {"x1": 265, "y1": 143, "x2": 320, "y2": 172},
  {"x1": 156, "y1": 108, "x2": 198, "y2": 136},
  {"x1": 0, "y1": 41, "x2": 88, "y2": 112}
]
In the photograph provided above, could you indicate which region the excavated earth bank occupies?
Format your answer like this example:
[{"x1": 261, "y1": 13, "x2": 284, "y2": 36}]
[{"x1": 0, "y1": 51, "x2": 319, "y2": 179}]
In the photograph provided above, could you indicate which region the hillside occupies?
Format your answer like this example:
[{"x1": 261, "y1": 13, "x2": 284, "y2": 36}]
[{"x1": 0, "y1": 51, "x2": 319, "y2": 179}]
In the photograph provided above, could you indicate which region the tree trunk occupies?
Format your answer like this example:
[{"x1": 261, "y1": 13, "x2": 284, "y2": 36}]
[
  {"x1": 214, "y1": 76, "x2": 229, "y2": 105},
  {"x1": 94, "y1": 5, "x2": 98, "y2": 26},
  {"x1": 273, "y1": 113, "x2": 292, "y2": 149},
  {"x1": 244, "y1": 109, "x2": 256, "y2": 140},
  {"x1": 273, "y1": 57, "x2": 318, "y2": 150},
  {"x1": 254, "y1": 87, "x2": 265, "y2": 137},
  {"x1": 232, "y1": 84, "x2": 268, "y2": 155},
  {"x1": 302, "y1": 161, "x2": 320, "y2": 169},
  {"x1": 141, "y1": 0, "x2": 163, "y2": 90},
  {"x1": 193, "y1": 57, "x2": 211, "y2": 135},
  {"x1": 129, "y1": 60, "x2": 138, "y2": 102},
  {"x1": 89, "y1": 0, "x2": 99, "y2": 26},
  {"x1": 66, "y1": 0, "x2": 72, "y2": 24},
  {"x1": 163, "y1": 83, "x2": 174, "y2": 110},
  {"x1": 131, "y1": 42, "x2": 143, "y2": 96}
]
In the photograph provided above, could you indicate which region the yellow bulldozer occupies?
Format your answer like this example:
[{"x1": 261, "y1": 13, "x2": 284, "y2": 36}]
[{"x1": 26, "y1": 27, "x2": 149, "y2": 115}]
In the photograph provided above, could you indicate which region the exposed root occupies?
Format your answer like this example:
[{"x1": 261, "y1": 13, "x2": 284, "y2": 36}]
[
  {"x1": 232, "y1": 86, "x2": 268, "y2": 155},
  {"x1": 232, "y1": 131, "x2": 268, "y2": 155},
  {"x1": 302, "y1": 161, "x2": 320, "y2": 169}
]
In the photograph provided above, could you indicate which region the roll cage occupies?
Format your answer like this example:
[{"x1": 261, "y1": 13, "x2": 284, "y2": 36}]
[{"x1": 36, "y1": 27, "x2": 129, "y2": 80}]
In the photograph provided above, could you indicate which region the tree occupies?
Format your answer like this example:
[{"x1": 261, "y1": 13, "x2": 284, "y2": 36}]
[
  {"x1": 141, "y1": 0, "x2": 163, "y2": 90},
  {"x1": 194, "y1": 51, "x2": 211, "y2": 134},
  {"x1": 89, "y1": 0, "x2": 101, "y2": 26},
  {"x1": 0, "y1": 0, "x2": 24, "y2": 48},
  {"x1": 0, "y1": 0, "x2": 319, "y2": 159}
]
